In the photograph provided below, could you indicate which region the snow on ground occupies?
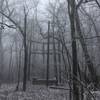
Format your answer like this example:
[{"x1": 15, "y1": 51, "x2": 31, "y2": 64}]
[
  {"x1": 1, "y1": 83, "x2": 100, "y2": 100},
  {"x1": 0, "y1": 83, "x2": 69, "y2": 100}
]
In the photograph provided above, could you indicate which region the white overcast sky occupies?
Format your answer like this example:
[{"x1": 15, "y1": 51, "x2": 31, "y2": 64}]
[
  {"x1": 3, "y1": 0, "x2": 50, "y2": 48},
  {"x1": 8, "y1": 0, "x2": 50, "y2": 17}
]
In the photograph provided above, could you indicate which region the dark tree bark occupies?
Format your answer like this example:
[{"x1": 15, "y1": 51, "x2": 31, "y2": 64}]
[
  {"x1": 42, "y1": 42, "x2": 45, "y2": 64},
  {"x1": 23, "y1": 12, "x2": 28, "y2": 91},
  {"x1": 58, "y1": 39, "x2": 61, "y2": 83},
  {"x1": 8, "y1": 44, "x2": 13, "y2": 82},
  {"x1": 16, "y1": 48, "x2": 22, "y2": 91},
  {"x1": 52, "y1": 25, "x2": 58, "y2": 85},
  {"x1": 46, "y1": 21, "x2": 50, "y2": 86},
  {"x1": 27, "y1": 33, "x2": 32, "y2": 81},
  {"x1": 67, "y1": 0, "x2": 79, "y2": 100}
]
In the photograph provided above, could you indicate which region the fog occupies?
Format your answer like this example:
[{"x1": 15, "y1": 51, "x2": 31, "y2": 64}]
[{"x1": 0, "y1": 0, "x2": 99, "y2": 100}]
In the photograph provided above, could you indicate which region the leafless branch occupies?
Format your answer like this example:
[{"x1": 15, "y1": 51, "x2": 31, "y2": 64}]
[
  {"x1": 0, "y1": 22, "x2": 16, "y2": 29},
  {"x1": 0, "y1": 11, "x2": 24, "y2": 36},
  {"x1": 76, "y1": 0, "x2": 84, "y2": 9}
]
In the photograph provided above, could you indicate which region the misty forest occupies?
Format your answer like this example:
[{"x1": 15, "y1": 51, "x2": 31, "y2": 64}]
[{"x1": 0, "y1": 0, "x2": 100, "y2": 100}]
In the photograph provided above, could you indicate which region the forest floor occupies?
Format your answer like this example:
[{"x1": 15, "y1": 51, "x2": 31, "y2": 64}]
[{"x1": 0, "y1": 83, "x2": 69, "y2": 100}]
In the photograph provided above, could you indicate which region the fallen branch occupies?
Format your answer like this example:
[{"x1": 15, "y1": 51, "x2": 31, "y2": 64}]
[{"x1": 49, "y1": 86, "x2": 71, "y2": 91}]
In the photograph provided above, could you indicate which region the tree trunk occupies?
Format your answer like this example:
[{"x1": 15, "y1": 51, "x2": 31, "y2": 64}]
[
  {"x1": 67, "y1": 0, "x2": 79, "y2": 100},
  {"x1": 52, "y1": 25, "x2": 58, "y2": 85},
  {"x1": 58, "y1": 38, "x2": 61, "y2": 83},
  {"x1": 75, "y1": 10, "x2": 97, "y2": 84},
  {"x1": 46, "y1": 21, "x2": 50, "y2": 86},
  {"x1": 27, "y1": 35, "x2": 32, "y2": 81},
  {"x1": 23, "y1": 14, "x2": 28, "y2": 91},
  {"x1": 0, "y1": 0, "x2": 4, "y2": 82},
  {"x1": 16, "y1": 49, "x2": 22, "y2": 91}
]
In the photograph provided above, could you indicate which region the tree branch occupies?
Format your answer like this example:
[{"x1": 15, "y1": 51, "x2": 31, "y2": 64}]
[
  {"x1": 0, "y1": 11, "x2": 24, "y2": 36},
  {"x1": 0, "y1": 22, "x2": 16, "y2": 29},
  {"x1": 76, "y1": 0, "x2": 84, "y2": 9},
  {"x1": 95, "y1": 0, "x2": 100, "y2": 8}
]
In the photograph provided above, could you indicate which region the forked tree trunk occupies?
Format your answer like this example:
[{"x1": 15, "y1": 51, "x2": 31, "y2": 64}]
[{"x1": 75, "y1": 10, "x2": 97, "y2": 84}]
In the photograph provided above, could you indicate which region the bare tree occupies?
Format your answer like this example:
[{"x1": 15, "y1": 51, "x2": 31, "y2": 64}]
[{"x1": 67, "y1": 0, "x2": 79, "y2": 100}]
